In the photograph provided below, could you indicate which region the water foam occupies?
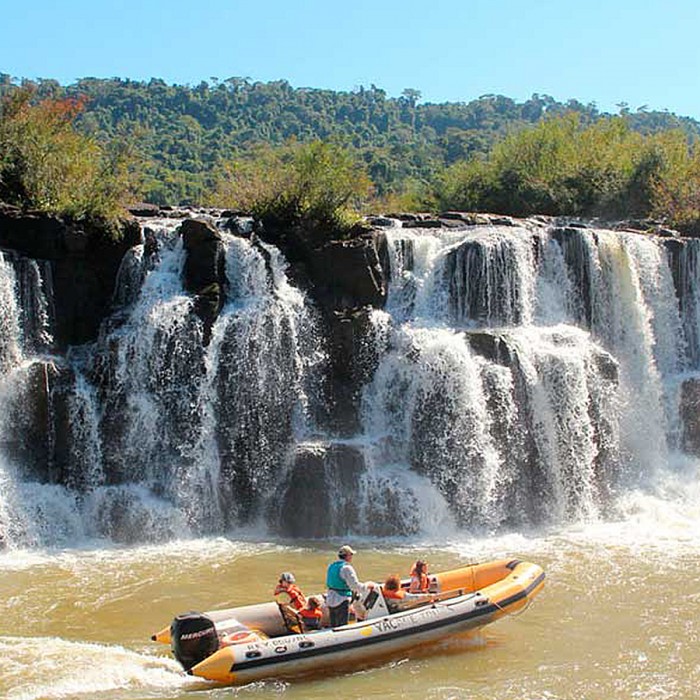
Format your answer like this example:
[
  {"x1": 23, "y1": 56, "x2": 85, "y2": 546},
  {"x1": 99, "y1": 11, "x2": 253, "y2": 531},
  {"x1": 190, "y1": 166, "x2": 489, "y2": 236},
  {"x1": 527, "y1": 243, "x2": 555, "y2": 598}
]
[{"x1": 0, "y1": 636, "x2": 193, "y2": 700}]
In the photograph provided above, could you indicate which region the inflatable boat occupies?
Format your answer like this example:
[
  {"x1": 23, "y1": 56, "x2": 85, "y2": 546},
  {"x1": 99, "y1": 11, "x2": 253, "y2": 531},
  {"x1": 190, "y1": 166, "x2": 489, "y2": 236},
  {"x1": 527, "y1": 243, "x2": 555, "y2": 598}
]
[{"x1": 151, "y1": 558, "x2": 544, "y2": 685}]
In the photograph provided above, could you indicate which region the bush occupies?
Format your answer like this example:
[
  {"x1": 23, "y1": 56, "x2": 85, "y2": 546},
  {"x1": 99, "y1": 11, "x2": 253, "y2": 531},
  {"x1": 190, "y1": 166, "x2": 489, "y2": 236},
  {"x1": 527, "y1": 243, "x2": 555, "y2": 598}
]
[
  {"x1": 0, "y1": 86, "x2": 137, "y2": 228},
  {"x1": 208, "y1": 141, "x2": 373, "y2": 235},
  {"x1": 430, "y1": 113, "x2": 690, "y2": 221}
]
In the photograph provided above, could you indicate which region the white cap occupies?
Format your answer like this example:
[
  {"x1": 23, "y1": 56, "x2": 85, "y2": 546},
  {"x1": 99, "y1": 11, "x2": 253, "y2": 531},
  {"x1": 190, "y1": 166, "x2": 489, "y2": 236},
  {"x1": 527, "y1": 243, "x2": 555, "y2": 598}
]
[{"x1": 338, "y1": 545, "x2": 356, "y2": 557}]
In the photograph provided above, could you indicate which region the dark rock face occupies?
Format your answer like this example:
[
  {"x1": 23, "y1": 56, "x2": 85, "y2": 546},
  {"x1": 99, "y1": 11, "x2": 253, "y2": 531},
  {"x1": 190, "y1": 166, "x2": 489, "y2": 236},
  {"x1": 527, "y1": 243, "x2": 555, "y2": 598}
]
[
  {"x1": 251, "y1": 224, "x2": 390, "y2": 436},
  {"x1": 0, "y1": 208, "x2": 142, "y2": 348},
  {"x1": 222, "y1": 215, "x2": 255, "y2": 237},
  {"x1": 273, "y1": 443, "x2": 365, "y2": 537},
  {"x1": 551, "y1": 226, "x2": 596, "y2": 328},
  {"x1": 306, "y1": 236, "x2": 386, "y2": 311},
  {"x1": 272, "y1": 442, "x2": 419, "y2": 537},
  {"x1": 180, "y1": 218, "x2": 227, "y2": 345},
  {"x1": 0, "y1": 360, "x2": 57, "y2": 481},
  {"x1": 254, "y1": 223, "x2": 387, "y2": 313},
  {"x1": 465, "y1": 330, "x2": 514, "y2": 365},
  {"x1": 127, "y1": 203, "x2": 161, "y2": 217},
  {"x1": 325, "y1": 308, "x2": 383, "y2": 436},
  {"x1": 443, "y1": 233, "x2": 529, "y2": 326},
  {"x1": 403, "y1": 219, "x2": 443, "y2": 228},
  {"x1": 681, "y1": 377, "x2": 700, "y2": 456}
]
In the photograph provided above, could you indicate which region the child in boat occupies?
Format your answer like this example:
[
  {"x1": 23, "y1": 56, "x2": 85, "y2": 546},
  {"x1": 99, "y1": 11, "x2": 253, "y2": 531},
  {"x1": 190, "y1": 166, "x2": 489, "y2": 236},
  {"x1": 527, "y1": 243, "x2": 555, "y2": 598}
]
[
  {"x1": 298, "y1": 595, "x2": 324, "y2": 631},
  {"x1": 274, "y1": 572, "x2": 307, "y2": 611},
  {"x1": 382, "y1": 574, "x2": 430, "y2": 610},
  {"x1": 409, "y1": 560, "x2": 430, "y2": 593}
]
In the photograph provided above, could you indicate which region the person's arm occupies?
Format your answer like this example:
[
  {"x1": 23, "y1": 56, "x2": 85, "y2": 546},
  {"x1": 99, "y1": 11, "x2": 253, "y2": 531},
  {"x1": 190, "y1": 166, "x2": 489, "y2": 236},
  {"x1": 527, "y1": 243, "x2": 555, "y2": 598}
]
[{"x1": 339, "y1": 563, "x2": 363, "y2": 594}]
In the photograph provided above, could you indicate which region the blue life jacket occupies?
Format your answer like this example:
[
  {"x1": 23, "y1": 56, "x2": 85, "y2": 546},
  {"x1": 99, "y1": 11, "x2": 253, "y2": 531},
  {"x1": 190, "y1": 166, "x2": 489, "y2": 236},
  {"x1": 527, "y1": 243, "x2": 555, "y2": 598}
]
[{"x1": 326, "y1": 560, "x2": 351, "y2": 597}]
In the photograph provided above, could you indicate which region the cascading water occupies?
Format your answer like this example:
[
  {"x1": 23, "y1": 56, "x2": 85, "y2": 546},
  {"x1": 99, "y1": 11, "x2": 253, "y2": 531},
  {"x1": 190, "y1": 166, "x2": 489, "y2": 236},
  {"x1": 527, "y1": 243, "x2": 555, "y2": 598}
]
[
  {"x1": 0, "y1": 250, "x2": 81, "y2": 547},
  {"x1": 0, "y1": 252, "x2": 23, "y2": 374},
  {"x1": 0, "y1": 219, "x2": 327, "y2": 546},
  {"x1": 359, "y1": 222, "x2": 695, "y2": 533},
  {"x1": 1, "y1": 217, "x2": 699, "y2": 546}
]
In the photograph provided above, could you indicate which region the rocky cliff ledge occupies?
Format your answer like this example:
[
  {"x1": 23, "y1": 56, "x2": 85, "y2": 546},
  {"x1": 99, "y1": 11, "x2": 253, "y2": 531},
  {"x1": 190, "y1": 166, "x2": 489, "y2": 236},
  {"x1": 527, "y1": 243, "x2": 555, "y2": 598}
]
[{"x1": 0, "y1": 204, "x2": 141, "y2": 349}]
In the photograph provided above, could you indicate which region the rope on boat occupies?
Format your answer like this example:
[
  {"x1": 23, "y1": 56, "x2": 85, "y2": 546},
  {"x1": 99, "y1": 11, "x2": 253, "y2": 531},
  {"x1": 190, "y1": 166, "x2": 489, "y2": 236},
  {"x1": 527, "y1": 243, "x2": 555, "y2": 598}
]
[{"x1": 490, "y1": 594, "x2": 532, "y2": 617}]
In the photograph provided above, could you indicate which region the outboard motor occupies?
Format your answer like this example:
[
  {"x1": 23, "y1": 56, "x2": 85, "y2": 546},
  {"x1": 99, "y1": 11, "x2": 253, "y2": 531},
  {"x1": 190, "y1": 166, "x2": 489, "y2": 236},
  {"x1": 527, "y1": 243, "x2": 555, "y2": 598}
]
[{"x1": 170, "y1": 612, "x2": 220, "y2": 671}]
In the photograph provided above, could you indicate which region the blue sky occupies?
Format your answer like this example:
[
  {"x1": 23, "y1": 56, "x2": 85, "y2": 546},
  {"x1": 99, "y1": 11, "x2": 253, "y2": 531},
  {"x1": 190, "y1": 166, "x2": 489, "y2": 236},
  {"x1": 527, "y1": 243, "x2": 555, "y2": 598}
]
[{"x1": 2, "y1": 0, "x2": 700, "y2": 117}]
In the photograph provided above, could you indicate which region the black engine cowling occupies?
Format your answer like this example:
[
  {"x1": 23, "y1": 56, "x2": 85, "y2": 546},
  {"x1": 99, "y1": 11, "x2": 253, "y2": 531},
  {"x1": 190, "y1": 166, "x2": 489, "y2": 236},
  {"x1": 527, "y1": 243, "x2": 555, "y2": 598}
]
[{"x1": 170, "y1": 611, "x2": 219, "y2": 671}]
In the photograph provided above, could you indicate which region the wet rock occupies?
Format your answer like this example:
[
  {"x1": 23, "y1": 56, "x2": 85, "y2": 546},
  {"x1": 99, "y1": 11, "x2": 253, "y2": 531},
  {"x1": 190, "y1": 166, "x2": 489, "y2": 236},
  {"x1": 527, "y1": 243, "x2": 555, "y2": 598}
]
[
  {"x1": 385, "y1": 212, "x2": 422, "y2": 222},
  {"x1": 465, "y1": 330, "x2": 514, "y2": 366},
  {"x1": 223, "y1": 215, "x2": 255, "y2": 237},
  {"x1": 681, "y1": 377, "x2": 700, "y2": 456},
  {"x1": 438, "y1": 218, "x2": 471, "y2": 228},
  {"x1": 180, "y1": 218, "x2": 227, "y2": 344},
  {"x1": 272, "y1": 443, "x2": 417, "y2": 537},
  {"x1": 487, "y1": 215, "x2": 517, "y2": 226},
  {"x1": 439, "y1": 211, "x2": 492, "y2": 226},
  {"x1": 0, "y1": 209, "x2": 142, "y2": 347},
  {"x1": 128, "y1": 203, "x2": 161, "y2": 217},
  {"x1": 308, "y1": 236, "x2": 387, "y2": 311},
  {"x1": 272, "y1": 443, "x2": 365, "y2": 537},
  {"x1": 443, "y1": 234, "x2": 531, "y2": 326},
  {"x1": 364, "y1": 216, "x2": 395, "y2": 227},
  {"x1": 1, "y1": 360, "x2": 62, "y2": 482},
  {"x1": 403, "y1": 219, "x2": 443, "y2": 228},
  {"x1": 551, "y1": 226, "x2": 596, "y2": 328},
  {"x1": 325, "y1": 308, "x2": 383, "y2": 435}
]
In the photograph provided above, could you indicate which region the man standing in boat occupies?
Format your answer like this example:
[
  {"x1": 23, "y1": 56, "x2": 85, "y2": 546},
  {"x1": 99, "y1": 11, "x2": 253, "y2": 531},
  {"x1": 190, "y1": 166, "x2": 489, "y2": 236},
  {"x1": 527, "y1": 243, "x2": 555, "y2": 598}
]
[{"x1": 326, "y1": 545, "x2": 367, "y2": 627}]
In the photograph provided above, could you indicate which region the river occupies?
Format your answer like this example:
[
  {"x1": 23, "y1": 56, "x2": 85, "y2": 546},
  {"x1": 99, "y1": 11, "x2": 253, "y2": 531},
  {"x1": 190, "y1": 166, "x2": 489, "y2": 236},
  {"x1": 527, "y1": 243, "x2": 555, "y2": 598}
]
[{"x1": 2, "y1": 479, "x2": 699, "y2": 700}]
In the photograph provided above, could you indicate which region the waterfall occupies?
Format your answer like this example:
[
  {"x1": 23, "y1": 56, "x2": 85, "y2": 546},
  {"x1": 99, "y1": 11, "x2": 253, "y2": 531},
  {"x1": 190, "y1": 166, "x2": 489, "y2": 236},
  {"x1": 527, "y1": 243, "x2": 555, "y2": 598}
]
[
  {"x1": 0, "y1": 251, "x2": 73, "y2": 548},
  {"x1": 359, "y1": 223, "x2": 691, "y2": 533},
  {"x1": 0, "y1": 253, "x2": 23, "y2": 374},
  {"x1": 0, "y1": 219, "x2": 328, "y2": 546},
  {"x1": 1, "y1": 217, "x2": 699, "y2": 546}
]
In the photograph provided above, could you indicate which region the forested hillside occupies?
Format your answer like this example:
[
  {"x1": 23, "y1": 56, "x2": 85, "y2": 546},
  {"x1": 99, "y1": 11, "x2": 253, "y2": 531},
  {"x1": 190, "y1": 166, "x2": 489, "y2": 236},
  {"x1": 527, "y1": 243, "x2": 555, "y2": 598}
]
[{"x1": 2, "y1": 74, "x2": 698, "y2": 206}]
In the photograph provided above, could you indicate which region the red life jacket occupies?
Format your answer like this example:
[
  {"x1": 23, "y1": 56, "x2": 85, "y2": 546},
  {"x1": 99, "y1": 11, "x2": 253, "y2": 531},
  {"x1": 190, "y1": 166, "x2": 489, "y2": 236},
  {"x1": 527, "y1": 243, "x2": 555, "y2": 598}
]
[
  {"x1": 275, "y1": 583, "x2": 306, "y2": 611},
  {"x1": 383, "y1": 587, "x2": 406, "y2": 600}
]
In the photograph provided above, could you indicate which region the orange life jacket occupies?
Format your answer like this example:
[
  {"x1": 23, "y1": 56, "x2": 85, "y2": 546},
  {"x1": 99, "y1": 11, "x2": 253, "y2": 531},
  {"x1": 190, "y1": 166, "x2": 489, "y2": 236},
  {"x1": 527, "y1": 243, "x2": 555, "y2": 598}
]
[
  {"x1": 299, "y1": 607, "x2": 323, "y2": 620},
  {"x1": 275, "y1": 583, "x2": 306, "y2": 611},
  {"x1": 383, "y1": 587, "x2": 406, "y2": 600},
  {"x1": 409, "y1": 572, "x2": 429, "y2": 593}
]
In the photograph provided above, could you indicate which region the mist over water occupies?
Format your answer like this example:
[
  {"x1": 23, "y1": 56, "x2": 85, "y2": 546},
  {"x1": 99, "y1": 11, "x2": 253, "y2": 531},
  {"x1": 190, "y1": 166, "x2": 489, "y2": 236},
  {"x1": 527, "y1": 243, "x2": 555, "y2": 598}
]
[{"x1": 0, "y1": 219, "x2": 699, "y2": 698}]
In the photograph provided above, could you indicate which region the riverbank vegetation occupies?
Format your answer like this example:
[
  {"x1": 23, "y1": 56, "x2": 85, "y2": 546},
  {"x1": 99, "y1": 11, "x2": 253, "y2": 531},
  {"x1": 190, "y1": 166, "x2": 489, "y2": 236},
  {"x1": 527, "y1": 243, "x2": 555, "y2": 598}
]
[
  {"x1": 431, "y1": 114, "x2": 700, "y2": 233},
  {"x1": 208, "y1": 141, "x2": 373, "y2": 234},
  {"x1": 0, "y1": 86, "x2": 137, "y2": 229},
  {"x1": 1, "y1": 75, "x2": 700, "y2": 234}
]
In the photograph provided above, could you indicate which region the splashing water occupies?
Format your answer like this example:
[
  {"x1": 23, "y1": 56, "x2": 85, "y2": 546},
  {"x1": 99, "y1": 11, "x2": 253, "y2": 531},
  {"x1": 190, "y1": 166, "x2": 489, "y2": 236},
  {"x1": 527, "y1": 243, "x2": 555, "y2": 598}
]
[{"x1": 1, "y1": 219, "x2": 700, "y2": 543}]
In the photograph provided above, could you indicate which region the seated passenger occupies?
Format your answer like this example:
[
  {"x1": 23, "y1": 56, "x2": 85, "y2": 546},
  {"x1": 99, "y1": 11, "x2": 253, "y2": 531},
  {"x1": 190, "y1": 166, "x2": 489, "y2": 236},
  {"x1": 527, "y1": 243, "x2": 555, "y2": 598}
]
[
  {"x1": 409, "y1": 559, "x2": 430, "y2": 593},
  {"x1": 274, "y1": 571, "x2": 306, "y2": 611},
  {"x1": 382, "y1": 574, "x2": 407, "y2": 602},
  {"x1": 298, "y1": 595, "x2": 324, "y2": 631},
  {"x1": 381, "y1": 574, "x2": 429, "y2": 609}
]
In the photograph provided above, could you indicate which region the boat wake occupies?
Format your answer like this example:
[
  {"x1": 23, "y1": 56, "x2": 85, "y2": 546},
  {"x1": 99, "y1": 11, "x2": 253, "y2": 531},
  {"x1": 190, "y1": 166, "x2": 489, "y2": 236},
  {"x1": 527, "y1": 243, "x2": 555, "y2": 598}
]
[{"x1": 0, "y1": 636, "x2": 199, "y2": 700}]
